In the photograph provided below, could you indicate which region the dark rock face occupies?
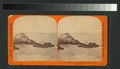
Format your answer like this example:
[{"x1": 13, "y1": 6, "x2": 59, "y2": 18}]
[
  {"x1": 58, "y1": 45, "x2": 64, "y2": 50},
  {"x1": 14, "y1": 33, "x2": 55, "y2": 48},
  {"x1": 58, "y1": 33, "x2": 99, "y2": 49},
  {"x1": 58, "y1": 33, "x2": 80, "y2": 44},
  {"x1": 87, "y1": 42, "x2": 99, "y2": 48},
  {"x1": 78, "y1": 42, "x2": 99, "y2": 48},
  {"x1": 33, "y1": 42, "x2": 55, "y2": 48},
  {"x1": 14, "y1": 33, "x2": 36, "y2": 44},
  {"x1": 14, "y1": 33, "x2": 99, "y2": 50},
  {"x1": 14, "y1": 45, "x2": 19, "y2": 50}
]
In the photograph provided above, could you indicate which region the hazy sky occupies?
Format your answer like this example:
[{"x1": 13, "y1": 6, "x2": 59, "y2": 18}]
[
  {"x1": 14, "y1": 15, "x2": 102, "y2": 34},
  {"x1": 58, "y1": 16, "x2": 102, "y2": 34},
  {"x1": 14, "y1": 15, "x2": 57, "y2": 34}
]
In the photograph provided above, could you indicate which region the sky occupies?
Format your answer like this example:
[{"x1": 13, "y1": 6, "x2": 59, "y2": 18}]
[
  {"x1": 58, "y1": 16, "x2": 102, "y2": 34},
  {"x1": 13, "y1": 15, "x2": 102, "y2": 34},
  {"x1": 14, "y1": 15, "x2": 57, "y2": 34}
]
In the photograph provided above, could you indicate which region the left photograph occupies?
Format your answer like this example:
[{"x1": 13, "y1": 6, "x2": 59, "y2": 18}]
[{"x1": 12, "y1": 15, "x2": 57, "y2": 61}]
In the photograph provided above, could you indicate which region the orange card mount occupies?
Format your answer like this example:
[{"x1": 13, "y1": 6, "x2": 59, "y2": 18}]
[{"x1": 8, "y1": 15, "x2": 108, "y2": 66}]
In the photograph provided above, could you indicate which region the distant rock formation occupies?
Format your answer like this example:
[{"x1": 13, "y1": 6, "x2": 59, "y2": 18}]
[
  {"x1": 14, "y1": 33, "x2": 55, "y2": 48},
  {"x1": 14, "y1": 33, "x2": 37, "y2": 44},
  {"x1": 14, "y1": 33, "x2": 99, "y2": 50},
  {"x1": 58, "y1": 33, "x2": 80, "y2": 44},
  {"x1": 33, "y1": 42, "x2": 55, "y2": 48},
  {"x1": 14, "y1": 45, "x2": 19, "y2": 50},
  {"x1": 78, "y1": 42, "x2": 99, "y2": 48},
  {"x1": 58, "y1": 33, "x2": 99, "y2": 49},
  {"x1": 58, "y1": 45, "x2": 64, "y2": 50}
]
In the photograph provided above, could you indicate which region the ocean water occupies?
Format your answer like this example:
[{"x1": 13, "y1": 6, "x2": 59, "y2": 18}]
[
  {"x1": 14, "y1": 33, "x2": 102, "y2": 61},
  {"x1": 14, "y1": 44, "x2": 57, "y2": 61},
  {"x1": 58, "y1": 33, "x2": 102, "y2": 61},
  {"x1": 58, "y1": 44, "x2": 102, "y2": 61}
]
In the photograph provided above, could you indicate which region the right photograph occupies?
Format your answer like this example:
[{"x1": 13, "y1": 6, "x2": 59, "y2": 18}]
[{"x1": 58, "y1": 16, "x2": 102, "y2": 61}]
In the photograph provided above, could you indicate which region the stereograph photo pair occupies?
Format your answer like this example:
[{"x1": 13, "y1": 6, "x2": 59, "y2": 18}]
[{"x1": 8, "y1": 15, "x2": 107, "y2": 66}]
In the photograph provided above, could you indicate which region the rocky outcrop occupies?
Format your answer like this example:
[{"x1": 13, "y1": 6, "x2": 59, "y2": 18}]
[
  {"x1": 14, "y1": 33, "x2": 37, "y2": 44},
  {"x1": 14, "y1": 45, "x2": 19, "y2": 50},
  {"x1": 78, "y1": 42, "x2": 99, "y2": 48},
  {"x1": 33, "y1": 42, "x2": 55, "y2": 48},
  {"x1": 58, "y1": 33, "x2": 99, "y2": 49},
  {"x1": 58, "y1": 33, "x2": 80, "y2": 44},
  {"x1": 14, "y1": 33, "x2": 55, "y2": 49}
]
